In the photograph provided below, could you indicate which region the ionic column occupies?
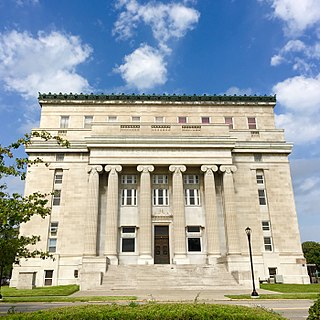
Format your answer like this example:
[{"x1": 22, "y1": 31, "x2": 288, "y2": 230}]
[
  {"x1": 104, "y1": 165, "x2": 122, "y2": 265},
  {"x1": 220, "y1": 165, "x2": 240, "y2": 254},
  {"x1": 201, "y1": 165, "x2": 220, "y2": 263},
  {"x1": 84, "y1": 165, "x2": 103, "y2": 256},
  {"x1": 137, "y1": 165, "x2": 154, "y2": 264},
  {"x1": 169, "y1": 165, "x2": 189, "y2": 264}
]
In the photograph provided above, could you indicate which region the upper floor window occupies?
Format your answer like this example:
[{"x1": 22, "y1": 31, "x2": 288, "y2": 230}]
[
  {"x1": 121, "y1": 175, "x2": 137, "y2": 184},
  {"x1": 54, "y1": 170, "x2": 63, "y2": 184},
  {"x1": 153, "y1": 188, "x2": 169, "y2": 206},
  {"x1": 48, "y1": 238, "x2": 57, "y2": 253},
  {"x1": 60, "y1": 116, "x2": 69, "y2": 129},
  {"x1": 121, "y1": 189, "x2": 137, "y2": 206},
  {"x1": 258, "y1": 189, "x2": 267, "y2": 206},
  {"x1": 50, "y1": 222, "x2": 59, "y2": 236},
  {"x1": 254, "y1": 153, "x2": 262, "y2": 162},
  {"x1": 201, "y1": 116, "x2": 210, "y2": 124},
  {"x1": 184, "y1": 174, "x2": 199, "y2": 184},
  {"x1": 262, "y1": 221, "x2": 271, "y2": 231},
  {"x1": 178, "y1": 116, "x2": 187, "y2": 124},
  {"x1": 84, "y1": 115, "x2": 93, "y2": 128},
  {"x1": 152, "y1": 175, "x2": 168, "y2": 184},
  {"x1": 155, "y1": 116, "x2": 164, "y2": 123},
  {"x1": 52, "y1": 190, "x2": 61, "y2": 206},
  {"x1": 185, "y1": 189, "x2": 200, "y2": 206},
  {"x1": 264, "y1": 237, "x2": 273, "y2": 251},
  {"x1": 224, "y1": 117, "x2": 234, "y2": 129},
  {"x1": 256, "y1": 171, "x2": 264, "y2": 184},
  {"x1": 131, "y1": 116, "x2": 141, "y2": 122},
  {"x1": 108, "y1": 116, "x2": 117, "y2": 122},
  {"x1": 248, "y1": 117, "x2": 257, "y2": 129}
]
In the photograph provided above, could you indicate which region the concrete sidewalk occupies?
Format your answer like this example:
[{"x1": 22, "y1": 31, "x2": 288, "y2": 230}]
[{"x1": 72, "y1": 288, "x2": 279, "y2": 302}]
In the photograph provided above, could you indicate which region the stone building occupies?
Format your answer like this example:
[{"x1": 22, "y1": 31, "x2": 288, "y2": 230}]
[{"x1": 11, "y1": 93, "x2": 309, "y2": 289}]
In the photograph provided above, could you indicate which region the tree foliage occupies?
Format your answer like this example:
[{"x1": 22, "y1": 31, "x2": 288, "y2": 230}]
[
  {"x1": 302, "y1": 241, "x2": 320, "y2": 270},
  {"x1": 0, "y1": 132, "x2": 69, "y2": 293}
]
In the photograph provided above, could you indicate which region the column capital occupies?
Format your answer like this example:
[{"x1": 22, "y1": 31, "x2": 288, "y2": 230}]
[
  {"x1": 220, "y1": 165, "x2": 237, "y2": 174},
  {"x1": 201, "y1": 165, "x2": 218, "y2": 173},
  {"x1": 88, "y1": 165, "x2": 103, "y2": 174},
  {"x1": 105, "y1": 165, "x2": 122, "y2": 173},
  {"x1": 169, "y1": 165, "x2": 186, "y2": 174},
  {"x1": 137, "y1": 165, "x2": 154, "y2": 173}
]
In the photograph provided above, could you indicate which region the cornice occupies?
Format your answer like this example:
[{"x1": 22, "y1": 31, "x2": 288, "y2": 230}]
[{"x1": 38, "y1": 92, "x2": 276, "y2": 104}]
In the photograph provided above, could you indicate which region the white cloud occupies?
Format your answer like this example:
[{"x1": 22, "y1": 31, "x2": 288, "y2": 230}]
[
  {"x1": 115, "y1": 44, "x2": 167, "y2": 90},
  {"x1": 267, "y1": 0, "x2": 320, "y2": 34},
  {"x1": 274, "y1": 75, "x2": 320, "y2": 143},
  {"x1": 0, "y1": 30, "x2": 92, "y2": 98},
  {"x1": 113, "y1": 0, "x2": 200, "y2": 44},
  {"x1": 224, "y1": 86, "x2": 254, "y2": 96},
  {"x1": 298, "y1": 176, "x2": 320, "y2": 192},
  {"x1": 15, "y1": 0, "x2": 39, "y2": 6}
]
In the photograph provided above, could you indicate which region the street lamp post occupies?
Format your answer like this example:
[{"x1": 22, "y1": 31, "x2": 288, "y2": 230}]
[{"x1": 245, "y1": 227, "x2": 259, "y2": 298}]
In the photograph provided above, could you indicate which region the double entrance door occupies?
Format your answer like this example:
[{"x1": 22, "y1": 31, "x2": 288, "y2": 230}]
[{"x1": 154, "y1": 226, "x2": 170, "y2": 264}]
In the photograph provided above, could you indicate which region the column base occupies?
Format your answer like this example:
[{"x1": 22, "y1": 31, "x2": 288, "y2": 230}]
[
  {"x1": 137, "y1": 255, "x2": 154, "y2": 265},
  {"x1": 207, "y1": 254, "x2": 220, "y2": 265},
  {"x1": 105, "y1": 255, "x2": 118, "y2": 265},
  {"x1": 173, "y1": 254, "x2": 190, "y2": 265}
]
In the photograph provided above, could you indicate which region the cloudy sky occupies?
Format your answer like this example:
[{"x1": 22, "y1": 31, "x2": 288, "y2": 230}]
[{"x1": 0, "y1": 0, "x2": 319, "y2": 242}]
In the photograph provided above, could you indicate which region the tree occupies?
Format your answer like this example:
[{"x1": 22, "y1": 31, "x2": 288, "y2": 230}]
[
  {"x1": 302, "y1": 241, "x2": 320, "y2": 271},
  {"x1": 0, "y1": 132, "x2": 68, "y2": 298}
]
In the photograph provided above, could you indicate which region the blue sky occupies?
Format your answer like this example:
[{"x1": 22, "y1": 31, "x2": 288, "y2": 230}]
[{"x1": 0, "y1": 0, "x2": 319, "y2": 242}]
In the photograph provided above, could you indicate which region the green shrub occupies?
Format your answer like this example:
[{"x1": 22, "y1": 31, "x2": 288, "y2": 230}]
[
  {"x1": 3, "y1": 303, "x2": 286, "y2": 320},
  {"x1": 308, "y1": 295, "x2": 320, "y2": 320}
]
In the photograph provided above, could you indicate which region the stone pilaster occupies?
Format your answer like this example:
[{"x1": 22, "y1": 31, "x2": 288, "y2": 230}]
[
  {"x1": 137, "y1": 165, "x2": 154, "y2": 264},
  {"x1": 220, "y1": 165, "x2": 240, "y2": 255},
  {"x1": 104, "y1": 165, "x2": 122, "y2": 265},
  {"x1": 169, "y1": 165, "x2": 189, "y2": 264},
  {"x1": 84, "y1": 165, "x2": 103, "y2": 256},
  {"x1": 201, "y1": 165, "x2": 220, "y2": 263}
]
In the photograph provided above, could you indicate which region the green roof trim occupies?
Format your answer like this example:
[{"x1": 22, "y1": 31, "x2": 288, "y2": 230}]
[{"x1": 38, "y1": 92, "x2": 276, "y2": 103}]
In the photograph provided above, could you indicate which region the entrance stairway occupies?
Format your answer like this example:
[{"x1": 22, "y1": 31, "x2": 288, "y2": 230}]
[{"x1": 98, "y1": 264, "x2": 240, "y2": 291}]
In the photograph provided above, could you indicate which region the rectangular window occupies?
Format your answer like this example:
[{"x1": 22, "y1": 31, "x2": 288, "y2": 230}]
[
  {"x1": 108, "y1": 116, "x2": 117, "y2": 122},
  {"x1": 60, "y1": 116, "x2": 69, "y2": 128},
  {"x1": 56, "y1": 153, "x2": 64, "y2": 162},
  {"x1": 248, "y1": 117, "x2": 257, "y2": 129},
  {"x1": 52, "y1": 190, "x2": 61, "y2": 206},
  {"x1": 224, "y1": 116, "x2": 234, "y2": 129},
  {"x1": 152, "y1": 175, "x2": 168, "y2": 184},
  {"x1": 186, "y1": 226, "x2": 202, "y2": 252},
  {"x1": 258, "y1": 189, "x2": 267, "y2": 205},
  {"x1": 184, "y1": 175, "x2": 199, "y2": 184},
  {"x1": 121, "y1": 189, "x2": 137, "y2": 206},
  {"x1": 131, "y1": 116, "x2": 141, "y2": 122},
  {"x1": 155, "y1": 116, "x2": 164, "y2": 123},
  {"x1": 44, "y1": 270, "x2": 53, "y2": 286},
  {"x1": 74, "y1": 270, "x2": 79, "y2": 278},
  {"x1": 50, "y1": 222, "x2": 58, "y2": 236},
  {"x1": 48, "y1": 238, "x2": 57, "y2": 253},
  {"x1": 153, "y1": 188, "x2": 169, "y2": 206},
  {"x1": 262, "y1": 221, "x2": 270, "y2": 231},
  {"x1": 121, "y1": 227, "x2": 136, "y2": 252},
  {"x1": 121, "y1": 175, "x2": 137, "y2": 184},
  {"x1": 178, "y1": 116, "x2": 187, "y2": 124},
  {"x1": 201, "y1": 116, "x2": 210, "y2": 124},
  {"x1": 84, "y1": 115, "x2": 93, "y2": 128},
  {"x1": 54, "y1": 170, "x2": 63, "y2": 184},
  {"x1": 256, "y1": 174, "x2": 264, "y2": 184},
  {"x1": 268, "y1": 267, "x2": 277, "y2": 278},
  {"x1": 185, "y1": 189, "x2": 200, "y2": 206},
  {"x1": 264, "y1": 237, "x2": 273, "y2": 251}
]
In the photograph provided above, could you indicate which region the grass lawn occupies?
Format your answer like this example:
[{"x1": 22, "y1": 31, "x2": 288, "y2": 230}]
[
  {"x1": 2, "y1": 303, "x2": 286, "y2": 319},
  {"x1": 227, "y1": 283, "x2": 320, "y2": 300},
  {"x1": 0, "y1": 285, "x2": 136, "y2": 302}
]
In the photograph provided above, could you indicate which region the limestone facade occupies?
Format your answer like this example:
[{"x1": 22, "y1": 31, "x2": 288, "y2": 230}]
[{"x1": 10, "y1": 94, "x2": 309, "y2": 288}]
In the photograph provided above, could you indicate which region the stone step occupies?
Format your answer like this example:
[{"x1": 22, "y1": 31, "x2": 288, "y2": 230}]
[{"x1": 98, "y1": 264, "x2": 239, "y2": 291}]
